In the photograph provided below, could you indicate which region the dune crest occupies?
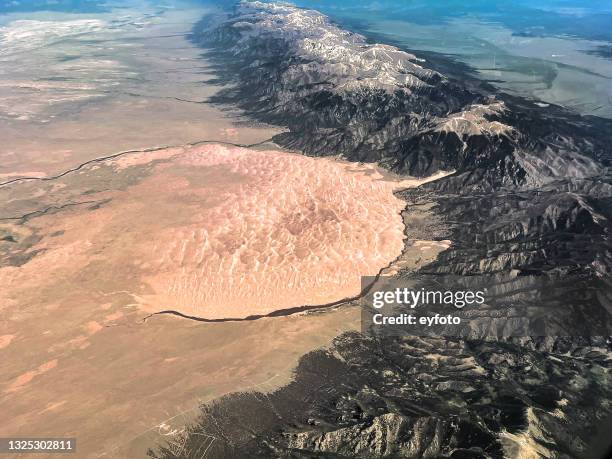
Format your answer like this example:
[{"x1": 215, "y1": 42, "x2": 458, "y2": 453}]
[
  {"x1": 2, "y1": 143, "x2": 439, "y2": 320},
  {"x1": 135, "y1": 144, "x2": 412, "y2": 318}
]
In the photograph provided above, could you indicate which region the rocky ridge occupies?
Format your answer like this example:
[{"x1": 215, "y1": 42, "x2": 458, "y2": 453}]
[
  {"x1": 150, "y1": 1, "x2": 612, "y2": 457},
  {"x1": 149, "y1": 333, "x2": 611, "y2": 458}
]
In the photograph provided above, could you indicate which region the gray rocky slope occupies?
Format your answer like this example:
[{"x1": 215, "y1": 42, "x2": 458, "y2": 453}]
[{"x1": 150, "y1": 1, "x2": 612, "y2": 457}]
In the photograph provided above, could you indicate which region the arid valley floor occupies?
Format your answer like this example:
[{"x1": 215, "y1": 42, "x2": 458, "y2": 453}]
[
  {"x1": 0, "y1": 2, "x2": 449, "y2": 456},
  {"x1": 2, "y1": 1, "x2": 611, "y2": 458}
]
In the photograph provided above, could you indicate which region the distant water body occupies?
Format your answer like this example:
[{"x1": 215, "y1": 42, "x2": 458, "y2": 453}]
[{"x1": 286, "y1": 0, "x2": 612, "y2": 119}]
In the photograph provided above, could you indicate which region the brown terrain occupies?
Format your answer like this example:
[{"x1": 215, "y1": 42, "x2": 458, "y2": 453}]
[
  {"x1": 2, "y1": 142, "x2": 416, "y2": 320},
  {"x1": 0, "y1": 3, "x2": 452, "y2": 457},
  {"x1": 0, "y1": 139, "x2": 449, "y2": 457},
  {"x1": 0, "y1": 2, "x2": 283, "y2": 181}
]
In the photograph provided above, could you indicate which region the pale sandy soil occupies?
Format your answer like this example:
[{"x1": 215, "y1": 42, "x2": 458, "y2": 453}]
[
  {"x1": 0, "y1": 303, "x2": 360, "y2": 458},
  {"x1": 0, "y1": 140, "x2": 448, "y2": 457},
  {"x1": 1, "y1": 143, "x2": 425, "y2": 320},
  {"x1": 0, "y1": 3, "x2": 453, "y2": 457},
  {"x1": 0, "y1": 2, "x2": 282, "y2": 180}
]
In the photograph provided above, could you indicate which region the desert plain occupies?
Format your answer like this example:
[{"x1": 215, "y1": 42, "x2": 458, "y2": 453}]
[{"x1": 0, "y1": 1, "x2": 449, "y2": 457}]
